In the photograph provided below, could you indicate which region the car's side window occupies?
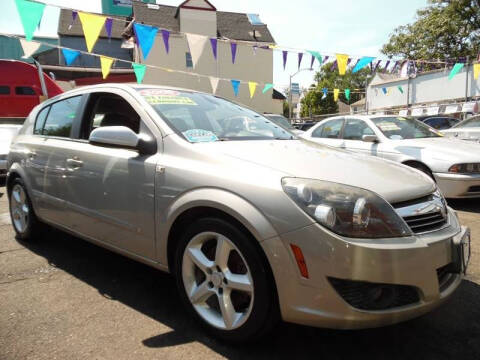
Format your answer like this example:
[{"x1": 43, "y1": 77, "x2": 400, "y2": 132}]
[
  {"x1": 312, "y1": 119, "x2": 344, "y2": 139},
  {"x1": 81, "y1": 93, "x2": 141, "y2": 139},
  {"x1": 34, "y1": 106, "x2": 50, "y2": 135},
  {"x1": 0, "y1": 86, "x2": 10, "y2": 95},
  {"x1": 42, "y1": 96, "x2": 82, "y2": 138},
  {"x1": 15, "y1": 86, "x2": 36, "y2": 96},
  {"x1": 343, "y1": 118, "x2": 375, "y2": 140}
]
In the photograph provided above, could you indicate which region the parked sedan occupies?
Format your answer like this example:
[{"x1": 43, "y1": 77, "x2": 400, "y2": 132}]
[
  {"x1": 419, "y1": 116, "x2": 459, "y2": 130},
  {"x1": 302, "y1": 115, "x2": 480, "y2": 198},
  {"x1": 0, "y1": 124, "x2": 22, "y2": 177},
  {"x1": 7, "y1": 85, "x2": 470, "y2": 342},
  {"x1": 442, "y1": 115, "x2": 480, "y2": 142},
  {"x1": 263, "y1": 113, "x2": 304, "y2": 135}
]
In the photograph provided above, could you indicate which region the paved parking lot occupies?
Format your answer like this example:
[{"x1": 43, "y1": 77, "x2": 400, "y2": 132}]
[{"x1": 1, "y1": 180, "x2": 480, "y2": 360}]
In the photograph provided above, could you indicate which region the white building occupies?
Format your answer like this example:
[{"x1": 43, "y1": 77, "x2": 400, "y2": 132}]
[
  {"x1": 133, "y1": 0, "x2": 284, "y2": 114},
  {"x1": 366, "y1": 64, "x2": 480, "y2": 118}
]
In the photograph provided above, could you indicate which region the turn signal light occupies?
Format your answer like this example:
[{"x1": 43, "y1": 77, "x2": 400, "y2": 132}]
[{"x1": 290, "y1": 244, "x2": 309, "y2": 279}]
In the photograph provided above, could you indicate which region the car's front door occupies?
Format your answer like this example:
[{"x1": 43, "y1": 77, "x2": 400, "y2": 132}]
[
  {"x1": 61, "y1": 90, "x2": 159, "y2": 258},
  {"x1": 342, "y1": 118, "x2": 379, "y2": 156}
]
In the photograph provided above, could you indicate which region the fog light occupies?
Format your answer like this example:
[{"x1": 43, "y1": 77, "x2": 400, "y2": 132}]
[{"x1": 314, "y1": 204, "x2": 336, "y2": 227}]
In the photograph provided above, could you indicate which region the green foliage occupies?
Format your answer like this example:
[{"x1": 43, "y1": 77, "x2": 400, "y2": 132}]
[
  {"x1": 283, "y1": 101, "x2": 290, "y2": 117},
  {"x1": 382, "y1": 0, "x2": 480, "y2": 61},
  {"x1": 300, "y1": 64, "x2": 370, "y2": 117}
]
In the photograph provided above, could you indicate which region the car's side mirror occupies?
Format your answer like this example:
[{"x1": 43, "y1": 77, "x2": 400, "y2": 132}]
[
  {"x1": 362, "y1": 134, "x2": 379, "y2": 143},
  {"x1": 89, "y1": 126, "x2": 157, "y2": 155}
]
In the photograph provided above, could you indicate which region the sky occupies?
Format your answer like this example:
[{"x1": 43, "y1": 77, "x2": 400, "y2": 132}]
[{"x1": 0, "y1": 0, "x2": 428, "y2": 91}]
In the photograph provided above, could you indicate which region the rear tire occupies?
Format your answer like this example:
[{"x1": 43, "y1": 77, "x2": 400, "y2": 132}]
[
  {"x1": 9, "y1": 178, "x2": 43, "y2": 241},
  {"x1": 174, "y1": 217, "x2": 278, "y2": 343}
]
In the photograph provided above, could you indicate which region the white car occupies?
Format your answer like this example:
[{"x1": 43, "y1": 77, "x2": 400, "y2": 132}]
[
  {"x1": 302, "y1": 115, "x2": 480, "y2": 198},
  {"x1": 0, "y1": 124, "x2": 22, "y2": 177},
  {"x1": 263, "y1": 114, "x2": 304, "y2": 135},
  {"x1": 442, "y1": 115, "x2": 480, "y2": 143}
]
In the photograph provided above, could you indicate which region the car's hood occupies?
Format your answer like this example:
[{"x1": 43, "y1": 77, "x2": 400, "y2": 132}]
[
  {"x1": 198, "y1": 139, "x2": 435, "y2": 204},
  {"x1": 442, "y1": 127, "x2": 480, "y2": 140},
  {"x1": 391, "y1": 137, "x2": 480, "y2": 162}
]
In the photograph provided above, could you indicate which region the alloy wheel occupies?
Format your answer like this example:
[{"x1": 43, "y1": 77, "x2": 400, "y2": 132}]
[
  {"x1": 182, "y1": 232, "x2": 254, "y2": 330},
  {"x1": 10, "y1": 184, "x2": 29, "y2": 234}
]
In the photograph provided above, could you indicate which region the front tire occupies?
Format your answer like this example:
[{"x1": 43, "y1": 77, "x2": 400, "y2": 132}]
[
  {"x1": 9, "y1": 178, "x2": 42, "y2": 241},
  {"x1": 174, "y1": 217, "x2": 278, "y2": 343}
]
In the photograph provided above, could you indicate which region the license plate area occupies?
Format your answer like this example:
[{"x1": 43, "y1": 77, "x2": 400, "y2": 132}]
[{"x1": 452, "y1": 227, "x2": 471, "y2": 275}]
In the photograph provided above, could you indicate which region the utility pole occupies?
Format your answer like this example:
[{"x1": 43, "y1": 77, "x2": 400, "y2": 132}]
[{"x1": 289, "y1": 68, "x2": 313, "y2": 121}]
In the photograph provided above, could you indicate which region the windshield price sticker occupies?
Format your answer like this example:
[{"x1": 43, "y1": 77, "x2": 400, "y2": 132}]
[
  {"x1": 377, "y1": 122, "x2": 401, "y2": 131},
  {"x1": 144, "y1": 95, "x2": 197, "y2": 106},
  {"x1": 183, "y1": 129, "x2": 219, "y2": 143},
  {"x1": 139, "y1": 89, "x2": 180, "y2": 96}
]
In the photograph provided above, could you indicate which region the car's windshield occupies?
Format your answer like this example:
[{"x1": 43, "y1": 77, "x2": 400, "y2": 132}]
[
  {"x1": 138, "y1": 89, "x2": 294, "y2": 142},
  {"x1": 455, "y1": 116, "x2": 480, "y2": 129},
  {"x1": 265, "y1": 115, "x2": 294, "y2": 130},
  {"x1": 372, "y1": 117, "x2": 440, "y2": 139}
]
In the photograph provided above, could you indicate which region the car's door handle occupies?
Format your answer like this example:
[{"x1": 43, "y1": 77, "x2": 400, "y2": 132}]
[
  {"x1": 27, "y1": 150, "x2": 36, "y2": 160},
  {"x1": 66, "y1": 158, "x2": 83, "y2": 169}
]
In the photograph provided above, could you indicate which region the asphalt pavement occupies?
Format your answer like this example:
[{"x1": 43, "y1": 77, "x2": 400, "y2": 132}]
[{"x1": 1, "y1": 179, "x2": 480, "y2": 360}]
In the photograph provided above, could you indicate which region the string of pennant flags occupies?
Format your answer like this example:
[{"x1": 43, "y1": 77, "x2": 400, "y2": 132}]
[{"x1": 11, "y1": 0, "x2": 480, "y2": 100}]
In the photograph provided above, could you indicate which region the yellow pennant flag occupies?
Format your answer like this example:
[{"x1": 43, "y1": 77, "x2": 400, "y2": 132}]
[
  {"x1": 336, "y1": 53, "x2": 349, "y2": 75},
  {"x1": 334, "y1": 88, "x2": 339, "y2": 102},
  {"x1": 474, "y1": 64, "x2": 480, "y2": 80},
  {"x1": 79, "y1": 12, "x2": 106, "y2": 53},
  {"x1": 100, "y1": 56, "x2": 113, "y2": 79},
  {"x1": 248, "y1": 82, "x2": 258, "y2": 98}
]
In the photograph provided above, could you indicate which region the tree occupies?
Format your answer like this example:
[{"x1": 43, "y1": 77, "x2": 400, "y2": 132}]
[
  {"x1": 283, "y1": 101, "x2": 289, "y2": 117},
  {"x1": 382, "y1": 0, "x2": 480, "y2": 61},
  {"x1": 300, "y1": 64, "x2": 370, "y2": 117}
]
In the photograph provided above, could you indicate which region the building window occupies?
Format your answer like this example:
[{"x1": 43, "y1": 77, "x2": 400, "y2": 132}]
[
  {"x1": 15, "y1": 86, "x2": 36, "y2": 95},
  {"x1": 0, "y1": 86, "x2": 10, "y2": 95},
  {"x1": 186, "y1": 52, "x2": 193, "y2": 68}
]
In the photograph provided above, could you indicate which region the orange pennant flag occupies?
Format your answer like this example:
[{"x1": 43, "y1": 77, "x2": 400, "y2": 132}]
[{"x1": 78, "y1": 12, "x2": 106, "y2": 53}]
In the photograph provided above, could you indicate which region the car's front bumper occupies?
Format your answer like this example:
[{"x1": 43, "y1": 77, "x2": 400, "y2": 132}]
[
  {"x1": 261, "y1": 209, "x2": 466, "y2": 329},
  {"x1": 434, "y1": 172, "x2": 480, "y2": 198}
]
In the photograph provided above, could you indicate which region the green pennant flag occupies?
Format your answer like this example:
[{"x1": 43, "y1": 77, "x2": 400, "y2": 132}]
[
  {"x1": 398, "y1": 85, "x2": 404, "y2": 94},
  {"x1": 307, "y1": 50, "x2": 322, "y2": 67},
  {"x1": 262, "y1": 83, "x2": 274, "y2": 94},
  {"x1": 15, "y1": 0, "x2": 46, "y2": 41},
  {"x1": 448, "y1": 63, "x2": 464, "y2": 80},
  {"x1": 132, "y1": 63, "x2": 146, "y2": 84},
  {"x1": 345, "y1": 88, "x2": 350, "y2": 101}
]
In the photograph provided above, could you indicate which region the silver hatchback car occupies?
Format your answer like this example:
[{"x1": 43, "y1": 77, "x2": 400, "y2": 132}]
[{"x1": 7, "y1": 84, "x2": 470, "y2": 342}]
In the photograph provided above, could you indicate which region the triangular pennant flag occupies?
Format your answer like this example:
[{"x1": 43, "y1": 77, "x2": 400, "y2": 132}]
[
  {"x1": 383, "y1": 60, "x2": 391, "y2": 73},
  {"x1": 78, "y1": 12, "x2": 106, "y2": 52},
  {"x1": 133, "y1": 23, "x2": 159, "y2": 60},
  {"x1": 100, "y1": 56, "x2": 114, "y2": 79},
  {"x1": 105, "y1": 18, "x2": 113, "y2": 39},
  {"x1": 231, "y1": 80, "x2": 240, "y2": 97},
  {"x1": 474, "y1": 64, "x2": 480, "y2": 80},
  {"x1": 252, "y1": 45, "x2": 258, "y2": 55},
  {"x1": 161, "y1": 30, "x2": 170, "y2": 54},
  {"x1": 322, "y1": 55, "x2": 329, "y2": 64},
  {"x1": 69, "y1": 11, "x2": 78, "y2": 30},
  {"x1": 282, "y1": 51, "x2": 288, "y2": 70},
  {"x1": 307, "y1": 51, "x2": 322, "y2": 68},
  {"x1": 132, "y1": 63, "x2": 146, "y2": 84},
  {"x1": 231, "y1": 42, "x2": 238, "y2": 64},
  {"x1": 186, "y1": 34, "x2": 208, "y2": 68},
  {"x1": 352, "y1": 56, "x2": 375, "y2": 73},
  {"x1": 373, "y1": 60, "x2": 382, "y2": 73},
  {"x1": 336, "y1": 54, "x2": 349, "y2": 75},
  {"x1": 345, "y1": 89, "x2": 350, "y2": 101},
  {"x1": 398, "y1": 85, "x2": 404, "y2": 94},
  {"x1": 321, "y1": 88, "x2": 328, "y2": 99},
  {"x1": 382, "y1": 87, "x2": 387, "y2": 95},
  {"x1": 210, "y1": 38, "x2": 217, "y2": 60},
  {"x1": 62, "y1": 48, "x2": 80, "y2": 66},
  {"x1": 14, "y1": 0, "x2": 46, "y2": 41},
  {"x1": 448, "y1": 63, "x2": 464, "y2": 80},
  {"x1": 209, "y1": 77, "x2": 219, "y2": 94},
  {"x1": 262, "y1": 83, "x2": 273, "y2": 94},
  {"x1": 298, "y1": 53, "x2": 303, "y2": 69},
  {"x1": 20, "y1": 39, "x2": 41, "y2": 59},
  {"x1": 333, "y1": 89, "x2": 340, "y2": 102},
  {"x1": 248, "y1": 82, "x2": 258, "y2": 98}
]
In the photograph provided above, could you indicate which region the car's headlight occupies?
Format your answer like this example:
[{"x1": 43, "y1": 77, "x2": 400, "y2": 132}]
[
  {"x1": 282, "y1": 178, "x2": 412, "y2": 238},
  {"x1": 449, "y1": 163, "x2": 480, "y2": 174}
]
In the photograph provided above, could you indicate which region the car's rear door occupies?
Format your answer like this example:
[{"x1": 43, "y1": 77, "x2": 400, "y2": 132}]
[
  {"x1": 342, "y1": 117, "x2": 379, "y2": 156},
  {"x1": 309, "y1": 118, "x2": 345, "y2": 148},
  {"x1": 60, "y1": 89, "x2": 159, "y2": 258}
]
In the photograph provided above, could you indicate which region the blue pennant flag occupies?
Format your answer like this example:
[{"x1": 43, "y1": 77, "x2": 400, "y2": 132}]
[
  {"x1": 231, "y1": 79, "x2": 240, "y2": 96},
  {"x1": 321, "y1": 88, "x2": 328, "y2": 99},
  {"x1": 133, "y1": 23, "x2": 159, "y2": 60},
  {"x1": 352, "y1": 56, "x2": 375, "y2": 73},
  {"x1": 62, "y1": 48, "x2": 80, "y2": 66}
]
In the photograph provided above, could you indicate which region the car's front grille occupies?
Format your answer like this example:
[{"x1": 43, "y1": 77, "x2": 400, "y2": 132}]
[
  {"x1": 402, "y1": 212, "x2": 447, "y2": 233},
  {"x1": 392, "y1": 193, "x2": 448, "y2": 234},
  {"x1": 328, "y1": 278, "x2": 420, "y2": 311},
  {"x1": 468, "y1": 186, "x2": 480, "y2": 193}
]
